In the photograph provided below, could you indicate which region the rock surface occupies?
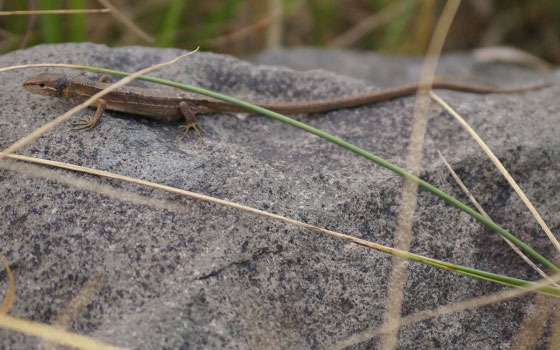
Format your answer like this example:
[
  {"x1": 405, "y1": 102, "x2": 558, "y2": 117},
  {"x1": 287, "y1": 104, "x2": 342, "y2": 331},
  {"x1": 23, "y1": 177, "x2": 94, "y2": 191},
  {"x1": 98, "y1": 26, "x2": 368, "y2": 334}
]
[{"x1": 0, "y1": 43, "x2": 559, "y2": 349}]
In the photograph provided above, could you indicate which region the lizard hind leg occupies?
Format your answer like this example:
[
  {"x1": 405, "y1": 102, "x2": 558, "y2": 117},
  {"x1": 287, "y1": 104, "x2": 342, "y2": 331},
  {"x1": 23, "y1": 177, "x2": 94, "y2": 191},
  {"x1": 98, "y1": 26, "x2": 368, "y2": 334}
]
[
  {"x1": 179, "y1": 101, "x2": 206, "y2": 140},
  {"x1": 72, "y1": 99, "x2": 107, "y2": 130}
]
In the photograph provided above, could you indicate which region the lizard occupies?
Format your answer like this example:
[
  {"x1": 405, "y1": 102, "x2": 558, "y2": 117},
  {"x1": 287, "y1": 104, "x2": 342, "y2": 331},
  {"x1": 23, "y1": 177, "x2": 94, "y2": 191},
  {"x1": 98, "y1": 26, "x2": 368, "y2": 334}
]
[{"x1": 23, "y1": 72, "x2": 550, "y2": 138}]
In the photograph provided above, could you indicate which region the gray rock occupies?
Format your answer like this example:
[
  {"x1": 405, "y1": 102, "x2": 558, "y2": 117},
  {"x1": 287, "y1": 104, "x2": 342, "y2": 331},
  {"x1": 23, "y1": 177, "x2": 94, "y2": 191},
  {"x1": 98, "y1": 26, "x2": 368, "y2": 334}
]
[
  {"x1": 251, "y1": 46, "x2": 548, "y2": 87},
  {"x1": 0, "y1": 43, "x2": 558, "y2": 349}
]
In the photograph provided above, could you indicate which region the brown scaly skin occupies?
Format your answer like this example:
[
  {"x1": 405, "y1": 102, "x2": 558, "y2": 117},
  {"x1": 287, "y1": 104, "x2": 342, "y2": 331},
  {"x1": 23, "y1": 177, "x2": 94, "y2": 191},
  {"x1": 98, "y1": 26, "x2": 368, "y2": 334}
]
[{"x1": 23, "y1": 73, "x2": 551, "y2": 136}]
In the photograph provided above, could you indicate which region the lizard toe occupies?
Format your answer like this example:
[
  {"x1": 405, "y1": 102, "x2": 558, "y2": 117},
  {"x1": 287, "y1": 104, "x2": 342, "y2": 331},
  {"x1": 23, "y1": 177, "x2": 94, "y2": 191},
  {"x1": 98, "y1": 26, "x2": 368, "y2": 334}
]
[
  {"x1": 71, "y1": 117, "x2": 97, "y2": 131},
  {"x1": 179, "y1": 122, "x2": 206, "y2": 140}
]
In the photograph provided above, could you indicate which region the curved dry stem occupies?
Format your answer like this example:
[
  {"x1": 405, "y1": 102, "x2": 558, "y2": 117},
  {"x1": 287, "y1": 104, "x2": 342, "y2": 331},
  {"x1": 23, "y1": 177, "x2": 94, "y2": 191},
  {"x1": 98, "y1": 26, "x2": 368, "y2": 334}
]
[
  {"x1": 430, "y1": 91, "x2": 560, "y2": 256},
  {"x1": 382, "y1": 1, "x2": 462, "y2": 348},
  {"x1": 0, "y1": 9, "x2": 110, "y2": 16},
  {"x1": 332, "y1": 272, "x2": 560, "y2": 349},
  {"x1": 0, "y1": 254, "x2": 14, "y2": 314},
  {"x1": 0, "y1": 314, "x2": 125, "y2": 350}
]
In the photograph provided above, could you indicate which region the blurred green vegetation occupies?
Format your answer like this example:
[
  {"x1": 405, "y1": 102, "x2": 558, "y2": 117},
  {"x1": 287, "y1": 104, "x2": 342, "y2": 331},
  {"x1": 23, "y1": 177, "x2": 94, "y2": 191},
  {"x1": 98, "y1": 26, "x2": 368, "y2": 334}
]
[{"x1": 0, "y1": 0, "x2": 559, "y2": 63}]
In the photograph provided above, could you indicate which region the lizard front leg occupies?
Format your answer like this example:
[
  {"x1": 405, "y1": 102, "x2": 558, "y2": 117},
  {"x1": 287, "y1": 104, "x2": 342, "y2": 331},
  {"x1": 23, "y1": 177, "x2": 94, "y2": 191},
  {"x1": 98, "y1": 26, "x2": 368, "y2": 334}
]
[
  {"x1": 72, "y1": 99, "x2": 107, "y2": 130},
  {"x1": 178, "y1": 101, "x2": 206, "y2": 140},
  {"x1": 72, "y1": 75, "x2": 111, "y2": 131}
]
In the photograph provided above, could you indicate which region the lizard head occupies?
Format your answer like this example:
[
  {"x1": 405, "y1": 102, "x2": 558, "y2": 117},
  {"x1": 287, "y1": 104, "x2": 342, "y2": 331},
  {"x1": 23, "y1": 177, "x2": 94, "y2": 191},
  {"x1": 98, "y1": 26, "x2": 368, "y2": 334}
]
[{"x1": 23, "y1": 73, "x2": 69, "y2": 98}]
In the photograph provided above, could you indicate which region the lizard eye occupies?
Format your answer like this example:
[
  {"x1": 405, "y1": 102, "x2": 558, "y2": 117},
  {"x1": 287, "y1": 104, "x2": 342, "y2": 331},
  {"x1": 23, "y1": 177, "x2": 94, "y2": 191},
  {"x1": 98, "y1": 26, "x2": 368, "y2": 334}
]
[{"x1": 39, "y1": 83, "x2": 45, "y2": 88}]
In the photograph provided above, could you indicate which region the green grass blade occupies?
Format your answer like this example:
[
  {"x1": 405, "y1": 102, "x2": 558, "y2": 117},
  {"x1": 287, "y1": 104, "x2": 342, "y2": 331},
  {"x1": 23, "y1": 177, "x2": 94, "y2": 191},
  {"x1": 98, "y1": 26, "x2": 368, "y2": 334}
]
[
  {"x1": 194, "y1": 0, "x2": 244, "y2": 42},
  {"x1": 68, "y1": 0, "x2": 86, "y2": 42},
  {"x1": 73, "y1": 65, "x2": 558, "y2": 273},
  {"x1": 38, "y1": 0, "x2": 63, "y2": 43},
  {"x1": 377, "y1": 0, "x2": 415, "y2": 51},
  {"x1": 309, "y1": 0, "x2": 336, "y2": 45},
  {"x1": 157, "y1": 0, "x2": 189, "y2": 47}
]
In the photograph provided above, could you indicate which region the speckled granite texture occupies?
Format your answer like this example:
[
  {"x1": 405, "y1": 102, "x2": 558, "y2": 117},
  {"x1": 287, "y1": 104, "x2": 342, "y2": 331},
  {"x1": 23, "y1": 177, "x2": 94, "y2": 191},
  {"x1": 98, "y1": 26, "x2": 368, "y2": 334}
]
[{"x1": 0, "y1": 43, "x2": 559, "y2": 349}]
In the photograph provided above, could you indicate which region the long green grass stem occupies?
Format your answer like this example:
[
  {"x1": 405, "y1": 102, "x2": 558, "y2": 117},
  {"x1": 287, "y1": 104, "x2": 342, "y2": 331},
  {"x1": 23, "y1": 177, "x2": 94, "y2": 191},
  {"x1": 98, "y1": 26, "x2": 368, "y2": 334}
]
[
  {"x1": 407, "y1": 254, "x2": 560, "y2": 297},
  {"x1": 73, "y1": 65, "x2": 558, "y2": 273}
]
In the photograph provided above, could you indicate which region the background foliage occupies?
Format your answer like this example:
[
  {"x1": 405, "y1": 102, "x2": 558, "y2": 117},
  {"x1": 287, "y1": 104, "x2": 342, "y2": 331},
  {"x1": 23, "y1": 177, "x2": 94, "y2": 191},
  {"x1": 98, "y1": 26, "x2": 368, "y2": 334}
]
[{"x1": 1, "y1": 0, "x2": 558, "y2": 63}]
